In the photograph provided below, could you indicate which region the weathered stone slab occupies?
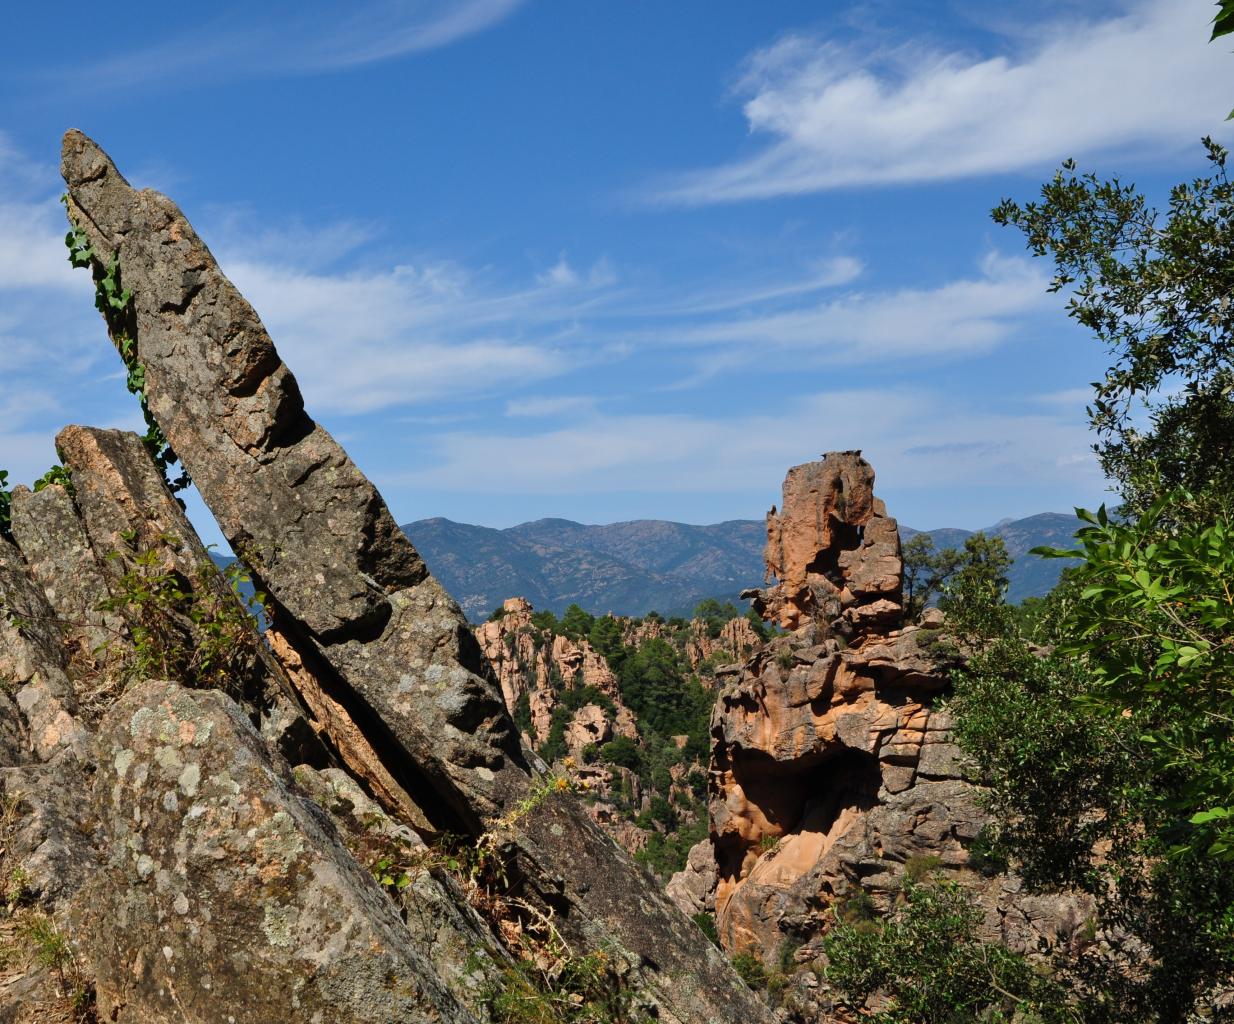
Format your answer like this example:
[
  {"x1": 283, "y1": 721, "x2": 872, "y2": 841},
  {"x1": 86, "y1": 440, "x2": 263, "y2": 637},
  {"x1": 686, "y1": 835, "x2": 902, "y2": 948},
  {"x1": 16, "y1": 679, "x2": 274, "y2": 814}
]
[
  {"x1": 61, "y1": 131, "x2": 523, "y2": 827},
  {"x1": 10, "y1": 483, "x2": 120, "y2": 665},
  {"x1": 291, "y1": 764, "x2": 510, "y2": 1019},
  {"x1": 62, "y1": 130, "x2": 777, "y2": 1023},
  {"x1": 0, "y1": 756, "x2": 98, "y2": 911},
  {"x1": 0, "y1": 538, "x2": 90, "y2": 763},
  {"x1": 60, "y1": 133, "x2": 424, "y2": 644},
  {"x1": 82, "y1": 679, "x2": 478, "y2": 1024},
  {"x1": 513, "y1": 794, "x2": 775, "y2": 1024},
  {"x1": 57, "y1": 425, "x2": 321, "y2": 758},
  {"x1": 0, "y1": 692, "x2": 29, "y2": 767}
]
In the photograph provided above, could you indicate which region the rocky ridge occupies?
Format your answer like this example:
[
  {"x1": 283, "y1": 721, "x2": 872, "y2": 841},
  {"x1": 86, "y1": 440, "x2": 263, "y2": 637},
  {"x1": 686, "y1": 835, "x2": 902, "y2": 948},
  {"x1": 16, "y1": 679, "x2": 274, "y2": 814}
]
[
  {"x1": 672, "y1": 452, "x2": 1087, "y2": 1019},
  {"x1": 403, "y1": 513, "x2": 1082, "y2": 621},
  {"x1": 474, "y1": 597, "x2": 760, "y2": 864},
  {"x1": 0, "y1": 131, "x2": 774, "y2": 1023}
]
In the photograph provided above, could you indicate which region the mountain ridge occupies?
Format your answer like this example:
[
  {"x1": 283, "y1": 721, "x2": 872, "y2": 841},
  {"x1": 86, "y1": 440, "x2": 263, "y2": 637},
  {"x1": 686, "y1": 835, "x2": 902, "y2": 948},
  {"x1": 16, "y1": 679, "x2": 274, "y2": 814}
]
[{"x1": 402, "y1": 511, "x2": 1080, "y2": 621}]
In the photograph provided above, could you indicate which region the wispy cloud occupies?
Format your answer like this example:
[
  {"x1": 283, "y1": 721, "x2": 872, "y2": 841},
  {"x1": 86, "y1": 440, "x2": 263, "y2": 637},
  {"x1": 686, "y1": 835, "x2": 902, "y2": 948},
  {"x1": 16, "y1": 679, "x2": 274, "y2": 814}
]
[
  {"x1": 41, "y1": 0, "x2": 525, "y2": 92},
  {"x1": 197, "y1": 233, "x2": 1048, "y2": 412},
  {"x1": 535, "y1": 254, "x2": 619, "y2": 290},
  {"x1": 664, "y1": 253, "x2": 1049, "y2": 360},
  {"x1": 219, "y1": 255, "x2": 578, "y2": 415},
  {"x1": 402, "y1": 390, "x2": 1103, "y2": 507},
  {"x1": 659, "y1": 256, "x2": 863, "y2": 315},
  {"x1": 653, "y1": 0, "x2": 1229, "y2": 203},
  {"x1": 505, "y1": 395, "x2": 598, "y2": 418}
]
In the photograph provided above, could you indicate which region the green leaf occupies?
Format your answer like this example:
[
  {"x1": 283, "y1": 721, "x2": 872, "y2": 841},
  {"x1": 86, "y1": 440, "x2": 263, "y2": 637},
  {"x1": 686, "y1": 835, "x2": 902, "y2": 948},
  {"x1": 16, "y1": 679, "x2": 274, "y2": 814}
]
[{"x1": 1213, "y1": 0, "x2": 1234, "y2": 41}]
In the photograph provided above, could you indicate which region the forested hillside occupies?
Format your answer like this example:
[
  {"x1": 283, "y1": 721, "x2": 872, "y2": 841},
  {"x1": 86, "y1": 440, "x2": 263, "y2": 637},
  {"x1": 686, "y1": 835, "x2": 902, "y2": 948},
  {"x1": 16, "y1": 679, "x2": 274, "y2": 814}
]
[{"x1": 405, "y1": 512, "x2": 1080, "y2": 620}]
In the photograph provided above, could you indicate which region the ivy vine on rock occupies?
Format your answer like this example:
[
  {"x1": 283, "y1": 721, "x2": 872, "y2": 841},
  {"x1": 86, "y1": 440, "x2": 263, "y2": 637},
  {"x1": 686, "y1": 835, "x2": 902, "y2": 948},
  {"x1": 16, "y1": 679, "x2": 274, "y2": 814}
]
[
  {"x1": 63, "y1": 205, "x2": 190, "y2": 493},
  {"x1": 0, "y1": 469, "x2": 11, "y2": 541}
]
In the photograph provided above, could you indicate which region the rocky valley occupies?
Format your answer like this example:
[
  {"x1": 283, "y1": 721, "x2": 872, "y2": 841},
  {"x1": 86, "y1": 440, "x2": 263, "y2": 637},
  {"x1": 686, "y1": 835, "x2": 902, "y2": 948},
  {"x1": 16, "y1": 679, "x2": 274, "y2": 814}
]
[{"x1": 0, "y1": 130, "x2": 1158, "y2": 1024}]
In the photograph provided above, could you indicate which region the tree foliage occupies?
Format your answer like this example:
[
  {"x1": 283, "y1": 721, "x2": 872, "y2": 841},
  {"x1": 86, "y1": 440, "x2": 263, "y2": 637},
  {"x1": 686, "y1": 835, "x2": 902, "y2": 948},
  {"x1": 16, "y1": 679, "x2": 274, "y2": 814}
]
[
  {"x1": 824, "y1": 878, "x2": 1074, "y2": 1024},
  {"x1": 557, "y1": 604, "x2": 596, "y2": 641},
  {"x1": 900, "y1": 533, "x2": 964, "y2": 620},
  {"x1": 1037, "y1": 497, "x2": 1234, "y2": 861},
  {"x1": 993, "y1": 140, "x2": 1234, "y2": 517}
]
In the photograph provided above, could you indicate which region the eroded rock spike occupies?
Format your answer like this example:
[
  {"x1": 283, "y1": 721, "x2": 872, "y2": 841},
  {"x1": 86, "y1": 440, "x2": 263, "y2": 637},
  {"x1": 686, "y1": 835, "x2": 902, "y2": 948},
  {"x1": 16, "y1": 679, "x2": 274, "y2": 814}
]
[
  {"x1": 62, "y1": 129, "x2": 775, "y2": 1023},
  {"x1": 746, "y1": 450, "x2": 904, "y2": 634}
]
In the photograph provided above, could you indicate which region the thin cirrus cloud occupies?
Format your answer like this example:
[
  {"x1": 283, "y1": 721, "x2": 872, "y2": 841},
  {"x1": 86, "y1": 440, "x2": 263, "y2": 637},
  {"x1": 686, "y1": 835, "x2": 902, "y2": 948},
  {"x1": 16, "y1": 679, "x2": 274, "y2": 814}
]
[
  {"x1": 0, "y1": 169, "x2": 1052, "y2": 425},
  {"x1": 653, "y1": 0, "x2": 1230, "y2": 203},
  {"x1": 215, "y1": 240, "x2": 1047, "y2": 411},
  {"x1": 40, "y1": 0, "x2": 526, "y2": 92},
  {"x1": 0, "y1": 129, "x2": 1058, "y2": 432},
  {"x1": 402, "y1": 390, "x2": 1103, "y2": 509},
  {"x1": 220, "y1": 256, "x2": 575, "y2": 416},
  {"x1": 664, "y1": 253, "x2": 1050, "y2": 360}
]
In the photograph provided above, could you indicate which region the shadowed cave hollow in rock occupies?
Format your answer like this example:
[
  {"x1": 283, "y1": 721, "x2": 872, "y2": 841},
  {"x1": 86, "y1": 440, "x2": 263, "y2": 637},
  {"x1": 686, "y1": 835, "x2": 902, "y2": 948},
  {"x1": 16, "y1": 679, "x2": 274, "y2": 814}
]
[{"x1": 716, "y1": 746, "x2": 882, "y2": 888}]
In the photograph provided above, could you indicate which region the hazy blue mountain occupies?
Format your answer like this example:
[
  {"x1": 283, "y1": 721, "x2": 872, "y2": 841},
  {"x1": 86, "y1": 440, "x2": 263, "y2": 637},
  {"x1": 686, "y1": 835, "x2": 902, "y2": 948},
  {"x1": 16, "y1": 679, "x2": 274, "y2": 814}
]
[
  {"x1": 401, "y1": 512, "x2": 1081, "y2": 622},
  {"x1": 402, "y1": 517, "x2": 765, "y2": 622}
]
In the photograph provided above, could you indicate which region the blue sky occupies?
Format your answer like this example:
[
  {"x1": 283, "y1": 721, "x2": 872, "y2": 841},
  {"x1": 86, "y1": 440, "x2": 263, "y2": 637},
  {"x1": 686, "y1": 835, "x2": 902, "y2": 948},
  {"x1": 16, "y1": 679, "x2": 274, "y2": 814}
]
[{"x1": 1, "y1": 0, "x2": 1230, "y2": 548}]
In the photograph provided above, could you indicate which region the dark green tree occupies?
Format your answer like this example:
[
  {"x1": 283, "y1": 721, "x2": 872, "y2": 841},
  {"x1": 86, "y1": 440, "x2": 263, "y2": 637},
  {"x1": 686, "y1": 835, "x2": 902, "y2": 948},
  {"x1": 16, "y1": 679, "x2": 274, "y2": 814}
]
[
  {"x1": 938, "y1": 533, "x2": 1012, "y2": 641},
  {"x1": 557, "y1": 603, "x2": 596, "y2": 641},
  {"x1": 901, "y1": 533, "x2": 964, "y2": 619},
  {"x1": 994, "y1": 139, "x2": 1234, "y2": 518},
  {"x1": 587, "y1": 615, "x2": 628, "y2": 673},
  {"x1": 824, "y1": 878, "x2": 1073, "y2": 1024}
]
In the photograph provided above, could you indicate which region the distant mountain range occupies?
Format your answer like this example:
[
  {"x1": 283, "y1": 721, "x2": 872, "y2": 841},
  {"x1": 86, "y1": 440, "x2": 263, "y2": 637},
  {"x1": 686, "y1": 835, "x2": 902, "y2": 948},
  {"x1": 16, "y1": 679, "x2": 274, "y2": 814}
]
[{"x1": 401, "y1": 512, "x2": 1082, "y2": 622}]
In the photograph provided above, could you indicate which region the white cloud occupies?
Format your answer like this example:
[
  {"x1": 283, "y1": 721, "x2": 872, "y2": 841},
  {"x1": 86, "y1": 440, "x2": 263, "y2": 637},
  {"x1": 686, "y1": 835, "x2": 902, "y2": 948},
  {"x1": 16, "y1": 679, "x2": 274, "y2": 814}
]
[
  {"x1": 404, "y1": 389, "x2": 1103, "y2": 505},
  {"x1": 537, "y1": 256, "x2": 581, "y2": 288},
  {"x1": 655, "y1": 0, "x2": 1230, "y2": 203},
  {"x1": 1033, "y1": 386, "x2": 1095, "y2": 407},
  {"x1": 0, "y1": 174, "x2": 87, "y2": 293},
  {"x1": 667, "y1": 253, "x2": 1049, "y2": 360},
  {"x1": 536, "y1": 254, "x2": 619, "y2": 289},
  {"x1": 505, "y1": 395, "x2": 597, "y2": 418},
  {"x1": 662, "y1": 256, "x2": 864, "y2": 315},
  {"x1": 221, "y1": 257, "x2": 576, "y2": 414},
  {"x1": 44, "y1": 0, "x2": 526, "y2": 93}
]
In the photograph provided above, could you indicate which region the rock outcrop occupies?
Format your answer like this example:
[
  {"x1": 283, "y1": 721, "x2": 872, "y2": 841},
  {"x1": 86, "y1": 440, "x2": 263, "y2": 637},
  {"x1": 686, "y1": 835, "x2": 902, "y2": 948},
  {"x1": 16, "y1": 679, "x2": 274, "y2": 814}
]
[
  {"x1": 82, "y1": 680, "x2": 476, "y2": 1024},
  {"x1": 683, "y1": 615, "x2": 763, "y2": 675},
  {"x1": 475, "y1": 597, "x2": 640, "y2": 754},
  {"x1": 693, "y1": 454, "x2": 1085, "y2": 1016},
  {"x1": 744, "y1": 451, "x2": 902, "y2": 634},
  {"x1": 0, "y1": 129, "x2": 774, "y2": 1024}
]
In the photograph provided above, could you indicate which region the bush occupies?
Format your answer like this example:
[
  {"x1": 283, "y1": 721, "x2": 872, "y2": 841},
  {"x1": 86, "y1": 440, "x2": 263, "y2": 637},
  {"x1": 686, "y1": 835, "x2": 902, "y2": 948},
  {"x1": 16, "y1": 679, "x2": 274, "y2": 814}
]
[
  {"x1": 599, "y1": 735, "x2": 642, "y2": 772},
  {"x1": 692, "y1": 911, "x2": 719, "y2": 947},
  {"x1": 824, "y1": 879, "x2": 1072, "y2": 1023},
  {"x1": 731, "y1": 951, "x2": 768, "y2": 991}
]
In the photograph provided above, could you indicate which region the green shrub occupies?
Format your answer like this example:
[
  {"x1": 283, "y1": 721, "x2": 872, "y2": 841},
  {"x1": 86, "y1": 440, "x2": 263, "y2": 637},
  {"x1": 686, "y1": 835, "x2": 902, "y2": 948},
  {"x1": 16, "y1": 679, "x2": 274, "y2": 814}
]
[
  {"x1": 692, "y1": 912, "x2": 719, "y2": 947},
  {"x1": 824, "y1": 879, "x2": 1071, "y2": 1023},
  {"x1": 731, "y1": 951, "x2": 768, "y2": 991}
]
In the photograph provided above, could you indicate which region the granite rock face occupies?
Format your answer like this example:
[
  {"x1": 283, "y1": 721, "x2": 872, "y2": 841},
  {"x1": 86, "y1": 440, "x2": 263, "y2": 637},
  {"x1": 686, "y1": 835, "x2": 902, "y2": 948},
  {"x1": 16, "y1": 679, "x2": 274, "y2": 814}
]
[
  {"x1": 83, "y1": 680, "x2": 477, "y2": 1024},
  {"x1": 475, "y1": 596, "x2": 640, "y2": 753},
  {"x1": 9, "y1": 482, "x2": 120, "y2": 667},
  {"x1": 61, "y1": 131, "x2": 523, "y2": 832},
  {"x1": 694, "y1": 454, "x2": 1087, "y2": 994},
  {"x1": 52, "y1": 129, "x2": 773, "y2": 1024},
  {"x1": 0, "y1": 538, "x2": 90, "y2": 764},
  {"x1": 745, "y1": 451, "x2": 902, "y2": 634}
]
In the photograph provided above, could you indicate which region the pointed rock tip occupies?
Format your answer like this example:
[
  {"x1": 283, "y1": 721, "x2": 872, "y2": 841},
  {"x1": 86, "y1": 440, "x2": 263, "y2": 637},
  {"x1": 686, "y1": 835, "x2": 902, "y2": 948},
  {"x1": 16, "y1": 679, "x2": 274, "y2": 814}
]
[{"x1": 60, "y1": 129, "x2": 126, "y2": 189}]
